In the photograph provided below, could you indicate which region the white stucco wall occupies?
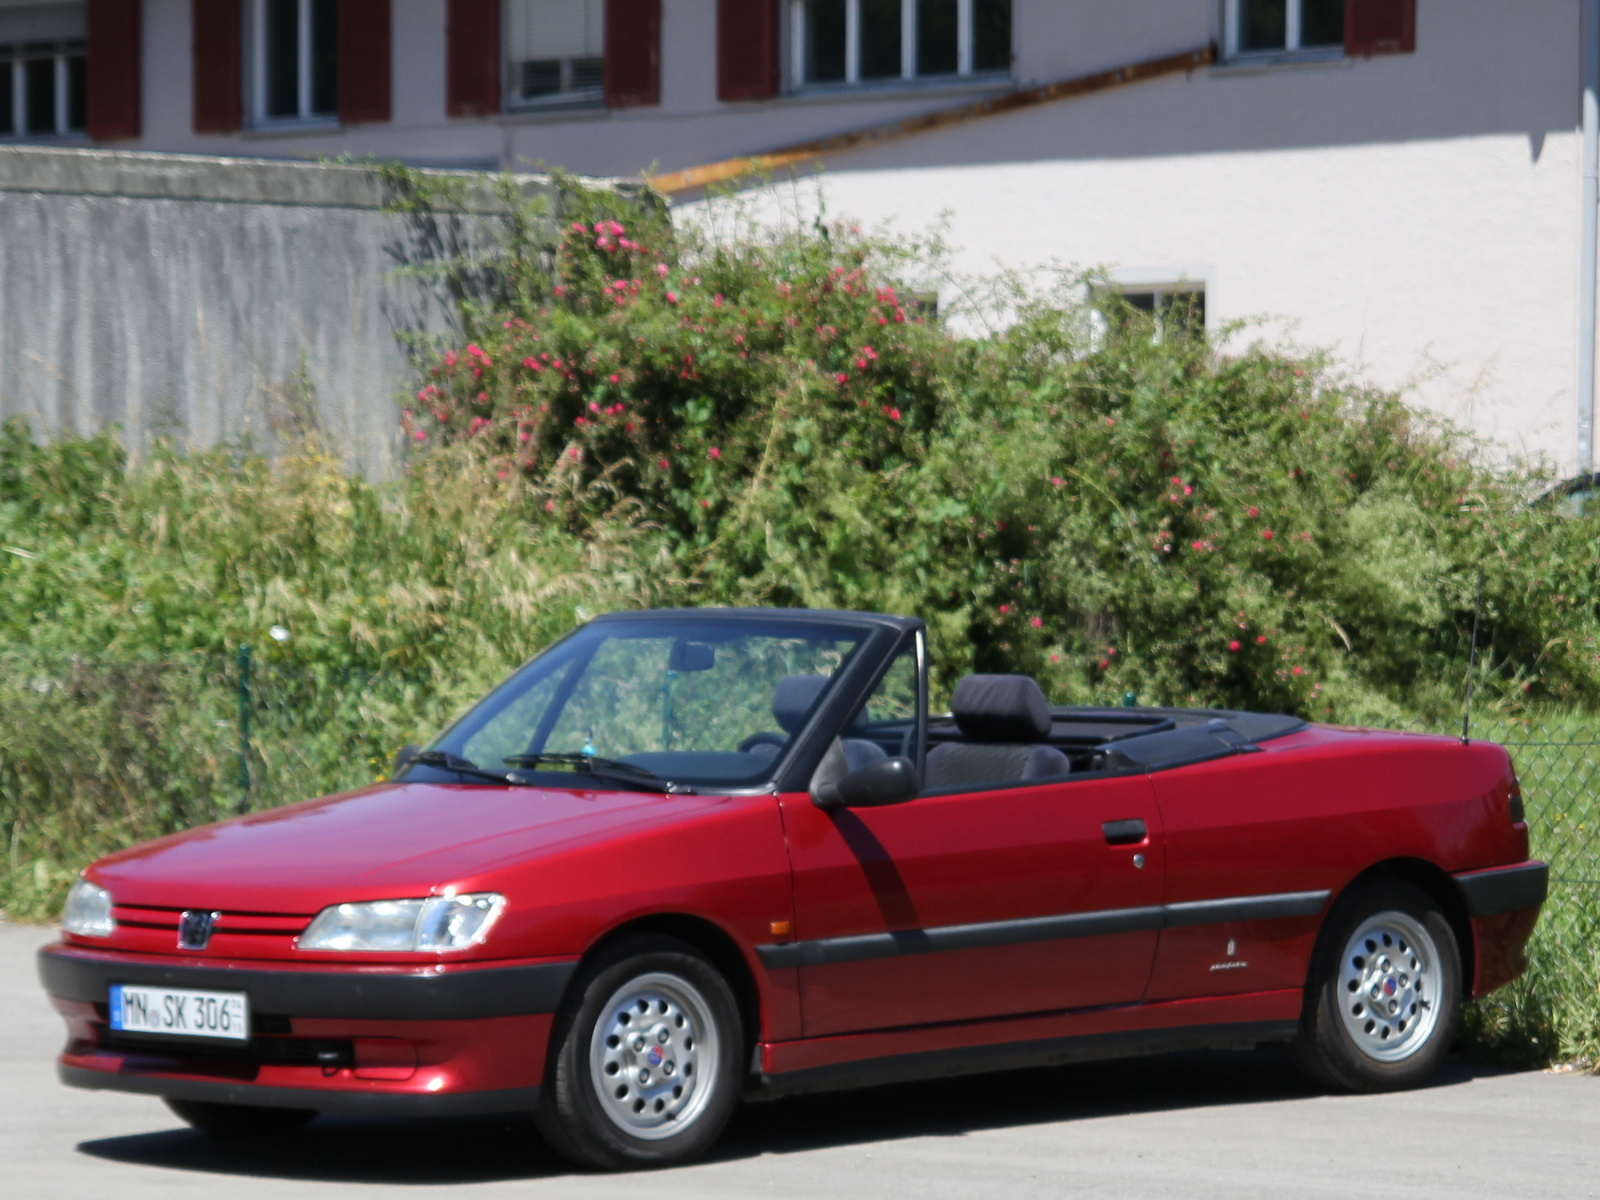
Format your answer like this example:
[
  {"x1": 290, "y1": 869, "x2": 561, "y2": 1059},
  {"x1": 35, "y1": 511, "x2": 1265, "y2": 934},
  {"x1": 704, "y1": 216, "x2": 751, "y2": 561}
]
[{"x1": 4, "y1": 0, "x2": 1590, "y2": 472}]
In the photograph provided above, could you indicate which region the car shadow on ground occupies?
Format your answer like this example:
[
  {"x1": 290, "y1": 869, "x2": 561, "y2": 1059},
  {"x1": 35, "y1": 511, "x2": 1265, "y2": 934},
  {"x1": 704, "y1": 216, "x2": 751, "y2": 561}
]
[{"x1": 76, "y1": 1047, "x2": 1522, "y2": 1186}]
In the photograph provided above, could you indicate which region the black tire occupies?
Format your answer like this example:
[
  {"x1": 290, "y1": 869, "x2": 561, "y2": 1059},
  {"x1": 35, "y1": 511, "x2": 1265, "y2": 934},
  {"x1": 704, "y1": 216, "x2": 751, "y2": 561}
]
[
  {"x1": 535, "y1": 935, "x2": 744, "y2": 1171},
  {"x1": 1293, "y1": 880, "x2": 1462, "y2": 1092},
  {"x1": 164, "y1": 1097, "x2": 317, "y2": 1137}
]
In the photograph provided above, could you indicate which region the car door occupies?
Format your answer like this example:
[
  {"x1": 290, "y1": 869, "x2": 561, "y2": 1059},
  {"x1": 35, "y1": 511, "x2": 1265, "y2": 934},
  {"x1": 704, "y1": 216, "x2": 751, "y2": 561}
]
[{"x1": 776, "y1": 644, "x2": 1166, "y2": 1038}]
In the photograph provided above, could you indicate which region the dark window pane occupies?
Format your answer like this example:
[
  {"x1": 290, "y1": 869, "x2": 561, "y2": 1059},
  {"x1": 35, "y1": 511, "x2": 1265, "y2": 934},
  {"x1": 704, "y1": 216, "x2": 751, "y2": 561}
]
[
  {"x1": 917, "y1": 0, "x2": 958, "y2": 75},
  {"x1": 806, "y1": 0, "x2": 846, "y2": 82},
  {"x1": 310, "y1": 0, "x2": 338, "y2": 114},
  {"x1": 570, "y1": 56, "x2": 603, "y2": 92},
  {"x1": 860, "y1": 0, "x2": 901, "y2": 79},
  {"x1": 519, "y1": 59, "x2": 562, "y2": 96},
  {"x1": 1302, "y1": 0, "x2": 1345, "y2": 46},
  {"x1": 25, "y1": 56, "x2": 54, "y2": 132},
  {"x1": 265, "y1": 0, "x2": 299, "y2": 117},
  {"x1": 0, "y1": 62, "x2": 12, "y2": 134},
  {"x1": 1240, "y1": 0, "x2": 1287, "y2": 51},
  {"x1": 973, "y1": 0, "x2": 1011, "y2": 72},
  {"x1": 65, "y1": 53, "x2": 85, "y2": 130}
]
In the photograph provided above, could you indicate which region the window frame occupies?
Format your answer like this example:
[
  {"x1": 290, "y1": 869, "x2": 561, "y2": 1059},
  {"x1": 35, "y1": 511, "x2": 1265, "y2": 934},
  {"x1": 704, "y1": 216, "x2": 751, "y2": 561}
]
[
  {"x1": 0, "y1": 37, "x2": 87, "y2": 139},
  {"x1": 247, "y1": 0, "x2": 339, "y2": 130},
  {"x1": 787, "y1": 0, "x2": 1012, "y2": 94},
  {"x1": 502, "y1": 0, "x2": 606, "y2": 113},
  {"x1": 1222, "y1": 0, "x2": 1347, "y2": 64}
]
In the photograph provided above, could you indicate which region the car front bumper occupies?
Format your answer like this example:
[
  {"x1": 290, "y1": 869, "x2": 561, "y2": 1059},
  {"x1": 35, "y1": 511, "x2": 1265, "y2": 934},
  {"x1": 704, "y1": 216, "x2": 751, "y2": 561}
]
[{"x1": 39, "y1": 943, "x2": 577, "y2": 1114}]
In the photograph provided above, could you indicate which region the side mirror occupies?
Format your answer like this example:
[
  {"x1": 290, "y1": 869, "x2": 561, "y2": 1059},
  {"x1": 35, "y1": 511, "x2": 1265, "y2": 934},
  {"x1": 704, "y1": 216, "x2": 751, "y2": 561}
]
[
  {"x1": 813, "y1": 756, "x2": 919, "y2": 812},
  {"x1": 393, "y1": 744, "x2": 420, "y2": 776}
]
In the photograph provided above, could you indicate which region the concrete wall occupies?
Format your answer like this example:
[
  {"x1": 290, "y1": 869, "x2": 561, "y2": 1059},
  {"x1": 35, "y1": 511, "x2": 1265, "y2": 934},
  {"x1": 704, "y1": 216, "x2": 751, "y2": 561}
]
[{"x1": 0, "y1": 147, "x2": 560, "y2": 477}]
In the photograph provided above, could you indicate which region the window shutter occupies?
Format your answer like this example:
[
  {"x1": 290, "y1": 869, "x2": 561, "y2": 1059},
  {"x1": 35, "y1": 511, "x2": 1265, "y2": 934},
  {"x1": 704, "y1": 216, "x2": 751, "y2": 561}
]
[
  {"x1": 717, "y1": 0, "x2": 778, "y2": 102},
  {"x1": 1346, "y1": 0, "x2": 1415, "y2": 56},
  {"x1": 192, "y1": 0, "x2": 242, "y2": 133},
  {"x1": 86, "y1": 0, "x2": 141, "y2": 140},
  {"x1": 604, "y1": 0, "x2": 660, "y2": 109},
  {"x1": 448, "y1": 0, "x2": 501, "y2": 117},
  {"x1": 339, "y1": 0, "x2": 392, "y2": 123}
]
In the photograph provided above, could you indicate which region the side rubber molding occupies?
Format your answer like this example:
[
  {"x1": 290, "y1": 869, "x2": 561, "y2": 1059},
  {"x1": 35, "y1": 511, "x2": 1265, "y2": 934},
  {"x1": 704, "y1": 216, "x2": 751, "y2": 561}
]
[
  {"x1": 1454, "y1": 861, "x2": 1549, "y2": 918},
  {"x1": 748, "y1": 1020, "x2": 1300, "y2": 1099},
  {"x1": 756, "y1": 890, "x2": 1331, "y2": 970},
  {"x1": 39, "y1": 946, "x2": 577, "y2": 1020},
  {"x1": 59, "y1": 1064, "x2": 541, "y2": 1116}
]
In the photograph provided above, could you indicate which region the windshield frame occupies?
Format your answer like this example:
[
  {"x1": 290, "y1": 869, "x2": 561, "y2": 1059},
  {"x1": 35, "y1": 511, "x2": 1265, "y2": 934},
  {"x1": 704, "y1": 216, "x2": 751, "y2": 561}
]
[{"x1": 402, "y1": 609, "x2": 915, "y2": 795}]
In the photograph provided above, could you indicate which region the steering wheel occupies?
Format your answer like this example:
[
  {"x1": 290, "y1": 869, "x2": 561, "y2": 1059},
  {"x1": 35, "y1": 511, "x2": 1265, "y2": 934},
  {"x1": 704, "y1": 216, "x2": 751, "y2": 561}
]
[{"x1": 737, "y1": 731, "x2": 788, "y2": 754}]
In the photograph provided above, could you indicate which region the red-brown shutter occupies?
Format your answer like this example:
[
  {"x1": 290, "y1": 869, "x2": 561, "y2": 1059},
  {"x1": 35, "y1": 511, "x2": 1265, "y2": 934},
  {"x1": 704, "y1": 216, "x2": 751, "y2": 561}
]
[
  {"x1": 604, "y1": 0, "x2": 660, "y2": 109},
  {"x1": 86, "y1": 0, "x2": 141, "y2": 140},
  {"x1": 339, "y1": 0, "x2": 392, "y2": 123},
  {"x1": 717, "y1": 0, "x2": 778, "y2": 102},
  {"x1": 192, "y1": 0, "x2": 242, "y2": 133},
  {"x1": 447, "y1": 0, "x2": 501, "y2": 117},
  {"x1": 1346, "y1": 0, "x2": 1416, "y2": 56}
]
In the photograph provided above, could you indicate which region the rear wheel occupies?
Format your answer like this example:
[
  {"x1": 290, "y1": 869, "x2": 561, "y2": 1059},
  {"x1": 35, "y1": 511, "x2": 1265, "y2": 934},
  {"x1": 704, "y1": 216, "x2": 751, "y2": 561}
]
[
  {"x1": 535, "y1": 936, "x2": 743, "y2": 1170},
  {"x1": 1294, "y1": 880, "x2": 1462, "y2": 1092},
  {"x1": 164, "y1": 1098, "x2": 317, "y2": 1137}
]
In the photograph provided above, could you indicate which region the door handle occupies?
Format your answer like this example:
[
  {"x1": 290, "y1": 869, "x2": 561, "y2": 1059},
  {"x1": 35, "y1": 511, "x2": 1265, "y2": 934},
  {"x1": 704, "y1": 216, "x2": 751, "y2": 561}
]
[{"x1": 1102, "y1": 819, "x2": 1147, "y2": 846}]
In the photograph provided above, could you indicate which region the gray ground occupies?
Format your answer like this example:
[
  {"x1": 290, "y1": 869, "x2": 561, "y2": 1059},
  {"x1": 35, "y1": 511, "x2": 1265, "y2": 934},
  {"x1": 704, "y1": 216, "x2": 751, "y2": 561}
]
[{"x1": 4, "y1": 922, "x2": 1596, "y2": 1198}]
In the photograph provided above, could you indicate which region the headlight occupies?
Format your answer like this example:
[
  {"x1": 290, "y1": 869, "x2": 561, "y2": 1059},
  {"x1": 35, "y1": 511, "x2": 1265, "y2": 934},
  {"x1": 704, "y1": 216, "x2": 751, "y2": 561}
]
[
  {"x1": 298, "y1": 893, "x2": 505, "y2": 953},
  {"x1": 62, "y1": 878, "x2": 115, "y2": 938}
]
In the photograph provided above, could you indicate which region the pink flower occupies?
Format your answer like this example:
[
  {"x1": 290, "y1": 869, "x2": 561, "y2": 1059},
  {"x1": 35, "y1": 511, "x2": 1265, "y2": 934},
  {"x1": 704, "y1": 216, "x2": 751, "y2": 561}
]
[
  {"x1": 497, "y1": 469, "x2": 509, "y2": 480},
  {"x1": 666, "y1": 292, "x2": 679, "y2": 304},
  {"x1": 414, "y1": 429, "x2": 427, "y2": 441},
  {"x1": 569, "y1": 447, "x2": 581, "y2": 460},
  {"x1": 1192, "y1": 540, "x2": 1203, "y2": 551},
  {"x1": 709, "y1": 447, "x2": 721, "y2": 460},
  {"x1": 1262, "y1": 529, "x2": 1274, "y2": 540},
  {"x1": 1257, "y1": 635, "x2": 1268, "y2": 644},
  {"x1": 1050, "y1": 653, "x2": 1060, "y2": 663},
  {"x1": 1171, "y1": 476, "x2": 1181, "y2": 485},
  {"x1": 699, "y1": 498, "x2": 710, "y2": 508},
  {"x1": 856, "y1": 359, "x2": 868, "y2": 370},
  {"x1": 609, "y1": 373, "x2": 621, "y2": 383},
  {"x1": 656, "y1": 263, "x2": 669, "y2": 278},
  {"x1": 1051, "y1": 476, "x2": 1064, "y2": 487},
  {"x1": 1229, "y1": 641, "x2": 1241, "y2": 652},
  {"x1": 1000, "y1": 605, "x2": 1010, "y2": 614},
  {"x1": 659, "y1": 458, "x2": 670, "y2": 470},
  {"x1": 589, "y1": 402, "x2": 600, "y2": 413},
  {"x1": 1183, "y1": 485, "x2": 1193, "y2": 496},
  {"x1": 1292, "y1": 666, "x2": 1303, "y2": 676},
  {"x1": 545, "y1": 499, "x2": 556, "y2": 512},
  {"x1": 888, "y1": 408, "x2": 901, "y2": 421},
  {"x1": 713, "y1": 294, "x2": 724, "y2": 307},
  {"x1": 1030, "y1": 617, "x2": 1042, "y2": 629},
  {"x1": 519, "y1": 431, "x2": 530, "y2": 442},
  {"x1": 836, "y1": 373, "x2": 849, "y2": 384},
  {"x1": 1247, "y1": 506, "x2": 1259, "y2": 517}
]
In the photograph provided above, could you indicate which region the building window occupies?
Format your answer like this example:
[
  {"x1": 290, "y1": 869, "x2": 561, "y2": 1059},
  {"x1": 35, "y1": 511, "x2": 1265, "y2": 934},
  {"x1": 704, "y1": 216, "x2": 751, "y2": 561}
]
[
  {"x1": 793, "y1": 0, "x2": 1011, "y2": 88},
  {"x1": 0, "y1": 1, "x2": 86, "y2": 138},
  {"x1": 251, "y1": 0, "x2": 339, "y2": 124},
  {"x1": 507, "y1": 0, "x2": 604, "y2": 106},
  {"x1": 1227, "y1": 0, "x2": 1345, "y2": 58},
  {"x1": 1100, "y1": 286, "x2": 1206, "y2": 341}
]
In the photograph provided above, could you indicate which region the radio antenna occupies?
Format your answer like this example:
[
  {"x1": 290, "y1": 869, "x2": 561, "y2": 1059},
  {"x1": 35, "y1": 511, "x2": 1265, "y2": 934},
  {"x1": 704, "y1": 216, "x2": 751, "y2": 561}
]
[{"x1": 1462, "y1": 569, "x2": 1484, "y2": 746}]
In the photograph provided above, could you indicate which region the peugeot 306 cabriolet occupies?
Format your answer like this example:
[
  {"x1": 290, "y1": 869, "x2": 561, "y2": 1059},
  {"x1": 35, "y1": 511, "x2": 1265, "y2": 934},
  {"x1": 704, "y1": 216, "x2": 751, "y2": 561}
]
[{"x1": 39, "y1": 608, "x2": 1546, "y2": 1169}]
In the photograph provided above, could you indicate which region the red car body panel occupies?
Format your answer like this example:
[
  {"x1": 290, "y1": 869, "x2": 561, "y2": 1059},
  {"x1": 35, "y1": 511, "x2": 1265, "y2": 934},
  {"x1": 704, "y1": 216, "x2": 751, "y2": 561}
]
[{"x1": 37, "y1": 609, "x2": 1544, "y2": 1117}]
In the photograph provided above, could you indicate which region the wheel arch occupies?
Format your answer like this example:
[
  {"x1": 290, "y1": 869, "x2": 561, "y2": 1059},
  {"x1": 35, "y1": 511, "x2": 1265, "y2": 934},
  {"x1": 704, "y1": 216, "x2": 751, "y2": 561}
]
[
  {"x1": 1326, "y1": 858, "x2": 1475, "y2": 994},
  {"x1": 572, "y1": 913, "x2": 762, "y2": 1071}
]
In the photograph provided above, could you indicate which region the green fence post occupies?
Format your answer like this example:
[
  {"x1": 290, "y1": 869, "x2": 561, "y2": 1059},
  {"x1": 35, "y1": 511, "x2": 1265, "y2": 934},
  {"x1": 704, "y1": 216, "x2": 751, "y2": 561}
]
[{"x1": 237, "y1": 645, "x2": 252, "y2": 803}]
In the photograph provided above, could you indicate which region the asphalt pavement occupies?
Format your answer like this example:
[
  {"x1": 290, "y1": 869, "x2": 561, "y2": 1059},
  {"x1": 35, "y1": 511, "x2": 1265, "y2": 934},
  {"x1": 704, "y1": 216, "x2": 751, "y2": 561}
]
[{"x1": 4, "y1": 922, "x2": 1596, "y2": 1198}]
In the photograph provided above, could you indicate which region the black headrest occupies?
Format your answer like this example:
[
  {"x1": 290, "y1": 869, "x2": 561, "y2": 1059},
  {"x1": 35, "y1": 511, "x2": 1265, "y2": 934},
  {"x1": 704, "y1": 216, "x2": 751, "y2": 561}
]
[
  {"x1": 949, "y1": 675, "x2": 1053, "y2": 743},
  {"x1": 773, "y1": 675, "x2": 830, "y2": 734}
]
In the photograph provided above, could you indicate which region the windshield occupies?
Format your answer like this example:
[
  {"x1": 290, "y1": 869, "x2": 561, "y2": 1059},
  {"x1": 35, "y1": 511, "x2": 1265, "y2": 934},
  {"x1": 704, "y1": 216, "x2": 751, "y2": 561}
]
[{"x1": 412, "y1": 616, "x2": 868, "y2": 789}]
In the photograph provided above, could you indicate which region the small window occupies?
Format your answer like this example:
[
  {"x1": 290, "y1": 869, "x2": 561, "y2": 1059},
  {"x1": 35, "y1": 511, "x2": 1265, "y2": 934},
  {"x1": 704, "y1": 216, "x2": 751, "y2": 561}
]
[
  {"x1": 1104, "y1": 286, "x2": 1206, "y2": 340},
  {"x1": 507, "y1": 0, "x2": 604, "y2": 107},
  {"x1": 1229, "y1": 0, "x2": 1345, "y2": 58},
  {"x1": 793, "y1": 0, "x2": 1012, "y2": 88},
  {"x1": 0, "y1": 3, "x2": 87, "y2": 138},
  {"x1": 251, "y1": 0, "x2": 339, "y2": 125}
]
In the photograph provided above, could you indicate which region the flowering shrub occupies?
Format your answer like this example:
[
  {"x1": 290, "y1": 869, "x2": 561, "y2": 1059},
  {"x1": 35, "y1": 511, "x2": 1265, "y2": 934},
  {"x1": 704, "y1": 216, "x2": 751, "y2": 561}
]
[{"x1": 396, "y1": 173, "x2": 1600, "y2": 724}]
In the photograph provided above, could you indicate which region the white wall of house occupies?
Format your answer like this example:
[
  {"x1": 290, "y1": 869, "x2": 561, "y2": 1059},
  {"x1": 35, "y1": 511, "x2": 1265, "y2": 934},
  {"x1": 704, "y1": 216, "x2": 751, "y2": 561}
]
[{"x1": 1, "y1": 0, "x2": 1590, "y2": 473}]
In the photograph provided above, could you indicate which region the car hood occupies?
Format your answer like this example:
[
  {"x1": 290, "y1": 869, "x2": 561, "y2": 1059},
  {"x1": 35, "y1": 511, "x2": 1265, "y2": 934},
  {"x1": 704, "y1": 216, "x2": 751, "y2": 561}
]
[{"x1": 89, "y1": 781, "x2": 737, "y2": 912}]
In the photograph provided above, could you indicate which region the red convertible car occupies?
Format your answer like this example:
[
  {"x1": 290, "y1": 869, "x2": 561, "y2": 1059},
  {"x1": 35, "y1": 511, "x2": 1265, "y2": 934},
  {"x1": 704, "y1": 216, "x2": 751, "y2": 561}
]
[{"x1": 40, "y1": 608, "x2": 1545, "y2": 1169}]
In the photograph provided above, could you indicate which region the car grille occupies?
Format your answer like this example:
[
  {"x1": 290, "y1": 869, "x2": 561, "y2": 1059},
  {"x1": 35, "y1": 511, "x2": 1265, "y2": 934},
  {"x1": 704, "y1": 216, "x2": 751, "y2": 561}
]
[
  {"x1": 107, "y1": 904, "x2": 313, "y2": 955},
  {"x1": 95, "y1": 1029, "x2": 353, "y2": 1068}
]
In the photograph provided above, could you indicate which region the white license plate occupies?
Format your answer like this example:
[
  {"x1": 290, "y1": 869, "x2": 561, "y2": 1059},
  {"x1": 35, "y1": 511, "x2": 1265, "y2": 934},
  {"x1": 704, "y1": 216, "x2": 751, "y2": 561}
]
[{"x1": 109, "y1": 984, "x2": 249, "y2": 1041}]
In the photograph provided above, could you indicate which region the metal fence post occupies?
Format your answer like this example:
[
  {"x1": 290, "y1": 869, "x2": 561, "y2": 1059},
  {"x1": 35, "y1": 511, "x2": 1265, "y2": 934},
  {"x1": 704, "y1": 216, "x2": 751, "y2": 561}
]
[{"x1": 237, "y1": 645, "x2": 252, "y2": 801}]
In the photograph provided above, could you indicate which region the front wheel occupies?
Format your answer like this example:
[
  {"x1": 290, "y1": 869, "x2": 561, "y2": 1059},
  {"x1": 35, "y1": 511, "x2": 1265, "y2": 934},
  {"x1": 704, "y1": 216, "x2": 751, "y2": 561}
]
[
  {"x1": 535, "y1": 936, "x2": 743, "y2": 1170},
  {"x1": 1294, "y1": 880, "x2": 1462, "y2": 1092}
]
